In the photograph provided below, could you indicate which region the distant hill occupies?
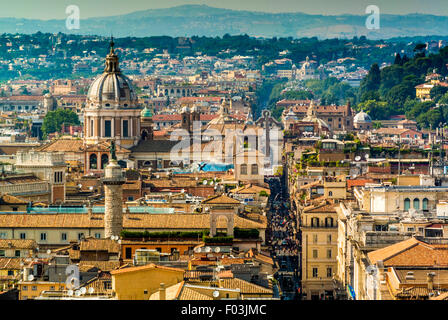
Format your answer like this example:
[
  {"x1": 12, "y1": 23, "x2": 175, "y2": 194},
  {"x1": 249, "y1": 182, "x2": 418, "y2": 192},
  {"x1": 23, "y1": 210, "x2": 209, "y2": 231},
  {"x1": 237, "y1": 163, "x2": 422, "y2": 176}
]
[{"x1": 2, "y1": 5, "x2": 448, "y2": 39}]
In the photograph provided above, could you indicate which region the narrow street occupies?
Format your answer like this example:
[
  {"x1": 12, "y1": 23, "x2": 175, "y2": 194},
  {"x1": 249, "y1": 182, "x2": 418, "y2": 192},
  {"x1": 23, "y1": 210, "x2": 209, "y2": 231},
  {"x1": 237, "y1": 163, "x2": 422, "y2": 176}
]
[{"x1": 266, "y1": 171, "x2": 301, "y2": 300}]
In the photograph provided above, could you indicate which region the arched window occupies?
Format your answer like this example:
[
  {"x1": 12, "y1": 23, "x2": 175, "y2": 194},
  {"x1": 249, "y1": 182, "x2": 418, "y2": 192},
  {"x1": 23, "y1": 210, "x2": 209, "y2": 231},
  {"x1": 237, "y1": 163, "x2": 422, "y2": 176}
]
[
  {"x1": 251, "y1": 164, "x2": 258, "y2": 175},
  {"x1": 328, "y1": 191, "x2": 333, "y2": 197},
  {"x1": 240, "y1": 164, "x2": 247, "y2": 175},
  {"x1": 311, "y1": 217, "x2": 320, "y2": 227},
  {"x1": 404, "y1": 198, "x2": 410, "y2": 211},
  {"x1": 413, "y1": 198, "x2": 420, "y2": 210},
  {"x1": 101, "y1": 154, "x2": 109, "y2": 169},
  {"x1": 89, "y1": 154, "x2": 97, "y2": 169},
  {"x1": 423, "y1": 198, "x2": 429, "y2": 210}
]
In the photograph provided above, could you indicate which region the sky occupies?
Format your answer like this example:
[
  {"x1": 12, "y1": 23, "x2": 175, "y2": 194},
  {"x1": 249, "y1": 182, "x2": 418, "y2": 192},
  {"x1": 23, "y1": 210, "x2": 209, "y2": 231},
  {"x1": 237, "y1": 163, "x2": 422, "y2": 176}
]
[{"x1": 1, "y1": 0, "x2": 447, "y2": 20}]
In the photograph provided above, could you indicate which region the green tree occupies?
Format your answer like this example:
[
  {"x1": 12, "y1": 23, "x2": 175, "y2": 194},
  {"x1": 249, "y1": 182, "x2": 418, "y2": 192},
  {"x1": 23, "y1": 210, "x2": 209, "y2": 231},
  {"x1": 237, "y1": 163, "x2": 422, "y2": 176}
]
[
  {"x1": 41, "y1": 109, "x2": 80, "y2": 139},
  {"x1": 360, "y1": 63, "x2": 381, "y2": 98},
  {"x1": 430, "y1": 86, "x2": 448, "y2": 103}
]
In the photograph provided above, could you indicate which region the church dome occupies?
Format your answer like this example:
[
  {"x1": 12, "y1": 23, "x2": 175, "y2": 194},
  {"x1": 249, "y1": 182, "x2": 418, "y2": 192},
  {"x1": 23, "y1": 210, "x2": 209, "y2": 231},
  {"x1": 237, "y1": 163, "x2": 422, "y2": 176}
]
[
  {"x1": 87, "y1": 39, "x2": 137, "y2": 106},
  {"x1": 354, "y1": 111, "x2": 372, "y2": 123}
]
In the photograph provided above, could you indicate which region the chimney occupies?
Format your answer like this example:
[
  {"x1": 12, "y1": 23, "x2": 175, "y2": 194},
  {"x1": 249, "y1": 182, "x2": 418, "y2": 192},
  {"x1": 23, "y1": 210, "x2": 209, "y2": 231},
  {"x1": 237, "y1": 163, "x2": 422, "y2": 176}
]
[
  {"x1": 427, "y1": 272, "x2": 435, "y2": 291},
  {"x1": 159, "y1": 283, "x2": 166, "y2": 300}
]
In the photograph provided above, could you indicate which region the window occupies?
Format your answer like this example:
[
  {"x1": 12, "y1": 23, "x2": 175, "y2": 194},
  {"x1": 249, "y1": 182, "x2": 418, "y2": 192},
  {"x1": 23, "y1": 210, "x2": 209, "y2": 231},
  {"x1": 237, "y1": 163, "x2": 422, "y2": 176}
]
[
  {"x1": 104, "y1": 120, "x2": 112, "y2": 137},
  {"x1": 325, "y1": 217, "x2": 334, "y2": 227},
  {"x1": 78, "y1": 233, "x2": 84, "y2": 240},
  {"x1": 240, "y1": 164, "x2": 247, "y2": 175},
  {"x1": 328, "y1": 191, "x2": 333, "y2": 197},
  {"x1": 313, "y1": 249, "x2": 318, "y2": 258},
  {"x1": 12, "y1": 207, "x2": 18, "y2": 212},
  {"x1": 327, "y1": 235, "x2": 332, "y2": 244},
  {"x1": 50, "y1": 286, "x2": 55, "y2": 291},
  {"x1": 123, "y1": 120, "x2": 129, "y2": 137},
  {"x1": 89, "y1": 154, "x2": 97, "y2": 170},
  {"x1": 413, "y1": 198, "x2": 420, "y2": 210},
  {"x1": 101, "y1": 154, "x2": 109, "y2": 169},
  {"x1": 61, "y1": 233, "x2": 67, "y2": 241},
  {"x1": 22, "y1": 286, "x2": 27, "y2": 291},
  {"x1": 251, "y1": 164, "x2": 258, "y2": 175},
  {"x1": 15, "y1": 250, "x2": 20, "y2": 257},
  {"x1": 40, "y1": 233, "x2": 47, "y2": 241},
  {"x1": 313, "y1": 234, "x2": 318, "y2": 243},
  {"x1": 312, "y1": 268, "x2": 318, "y2": 278},
  {"x1": 404, "y1": 198, "x2": 411, "y2": 211},
  {"x1": 0, "y1": 232, "x2": 7, "y2": 239},
  {"x1": 32, "y1": 286, "x2": 37, "y2": 291},
  {"x1": 155, "y1": 247, "x2": 162, "y2": 253},
  {"x1": 128, "y1": 196, "x2": 134, "y2": 201},
  {"x1": 327, "y1": 268, "x2": 333, "y2": 278},
  {"x1": 311, "y1": 217, "x2": 320, "y2": 227},
  {"x1": 95, "y1": 233, "x2": 101, "y2": 239},
  {"x1": 90, "y1": 119, "x2": 93, "y2": 136},
  {"x1": 375, "y1": 225, "x2": 387, "y2": 231},
  {"x1": 327, "y1": 249, "x2": 332, "y2": 258},
  {"x1": 0, "y1": 250, "x2": 4, "y2": 257},
  {"x1": 125, "y1": 247, "x2": 132, "y2": 259},
  {"x1": 407, "y1": 227, "x2": 415, "y2": 232},
  {"x1": 423, "y1": 198, "x2": 429, "y2": 210},
  {"x1": 20, "y1": 233, "x2": 26, "y2": 239}
]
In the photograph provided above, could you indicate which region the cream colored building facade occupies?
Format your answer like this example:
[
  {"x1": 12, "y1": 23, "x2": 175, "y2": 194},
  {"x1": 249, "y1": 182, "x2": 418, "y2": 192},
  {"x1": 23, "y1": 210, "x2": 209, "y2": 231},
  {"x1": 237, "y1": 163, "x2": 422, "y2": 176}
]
[{"x1": 300, "y1": 202, "x2": 339, "y2": 300}]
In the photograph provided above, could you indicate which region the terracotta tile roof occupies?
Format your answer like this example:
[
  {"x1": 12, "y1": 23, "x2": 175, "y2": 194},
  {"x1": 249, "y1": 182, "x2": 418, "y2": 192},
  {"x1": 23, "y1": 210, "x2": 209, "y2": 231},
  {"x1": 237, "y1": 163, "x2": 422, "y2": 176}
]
[
  {"x1": 303, "y1": 202, "x2": 336, "y2": 214},
  {"x1": 78, "y1": 260, "x2": 121, "y2": 272},
  {"x1": 178, "y1": 285, "x2": 213, "y2": 300},
  {"x1": 110, "y1": 263, "x2": 184, "y2": 275},
  {"x1": 229, "y1": 184, "x2": 270, "y2": 195},
  {"x1": 202, "y1": 194, "x2": 241, "y2": 205},
  {"x1": 37, "y1": 139, "x2": 84, "y2": 153},
  {"x1": 79, "y1": 238, "x2": 120, "y2": 253},
  {"x1": 254, "y1": 254, "x2": 274, "y2": 265},
  {"x1": 368, "y1": 238, "x2": 448, "y2": 267},
  {"x1": 220, "y1": 278, "x2": 272, "y2": 295},
  {"x1": 0, "y1": 95, "x2": 43, "y2": 101},
  {"x1": 0, "y1": 257, "x2": 23, "y2": 270},
  {"x1": 217, "y1": 270, "x2": 233, "y2": 278},
  {"x1": 0, "y1": 239, "x2": 37, "y2": 250},
  {"x1": 149, "y1": 281, "x2": 185, "y2": 300},
  {"x1": 0, "y1": 213, "x2": 265, "y2": 230},
  {"x1": 347, "y1": 179, "x2": 375, "y2": 189}
]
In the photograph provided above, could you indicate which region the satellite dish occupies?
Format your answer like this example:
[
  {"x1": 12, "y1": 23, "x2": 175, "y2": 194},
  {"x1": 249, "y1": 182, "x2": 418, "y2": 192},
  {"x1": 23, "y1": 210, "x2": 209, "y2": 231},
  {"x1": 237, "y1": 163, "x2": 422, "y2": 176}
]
[
  {"x1": 214, "y1": 247, "x2": 221, "y2": 253},
  {"x1": 355, "y1": 156, "x2": 361, "y2": 161},
  {"x1": 205, "y1": 246, "x2": 211, "y2": 253},
  {"x1": 194, "y1": 247, "x2": 202, "y2": 253},
  {"x1": 212, "y1": 290, "x2": 220, "y2": 298},
  {"x1": 75, "y1": 290, "x2": 81, "y2": 297},
  {"x1": 88, "y1": 287, "x2": 95, "y2": 294},
  {"x1": 110, "y1": 235, "x2": 114, "y2": 240},
  {"x1": 78, "y1": 184, "x2": 82, "y2": 188},
  {"x1": 89, "y1": 186, "x2": 94, "y2": 191},
  {"x1": 365, "y1": 154, "x2": 370, "y2": 160},
  {"x1": 27, "y1": 274, "x2": 34, "y2": 281},
  {"x1": 46, "y1": 249, "x2": 51, "y2": 255},
  {"x1": 181, "y1": 189, "x2": 185, "y2": 193},
  {"x1": 202, "y1": 180, "x2": 207, "y2": 185},
  {"x1": 80, "y1": 287, "x2": 87, "y2": 295},
  {"x1": 209, "y1": 181, "x2": 214, "y2": 185},
  {"x1": 67, "y1": 290, "x2": 74, "y2": 297}
]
